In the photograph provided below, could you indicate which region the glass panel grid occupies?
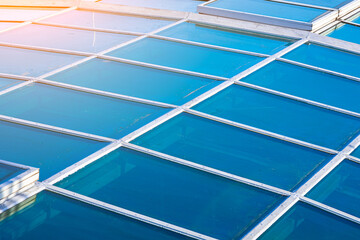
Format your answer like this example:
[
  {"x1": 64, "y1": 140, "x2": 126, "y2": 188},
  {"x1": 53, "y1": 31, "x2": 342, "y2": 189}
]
[{"x1": 0, "y1": 5, "x2": 360, "y2": 240}]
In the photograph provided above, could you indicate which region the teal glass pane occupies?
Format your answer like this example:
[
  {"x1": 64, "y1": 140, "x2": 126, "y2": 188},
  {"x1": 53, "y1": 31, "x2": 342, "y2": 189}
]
[
  {"x1": 352, "y1": 146, "x2": 360, "y2": 158},
  {"x1": 242, "y1": 61, "x2": 360, "y2": 113},
  {"x1": 132, "y1": 113, "x2": 332, "y2": 190},
  {"x1": 48, "y1": 58, "x2": 219, "y2": 105},
  {"x1": 0, "y1": 162, "x2": 25, "y2": 185},
  {"x1": 0, "y1": 191, "x2": 188, "y2": 240},
  {"x1": 57, "y1": 147, "x2": 283, "y2": 239},
  {"x1": 0, "y1": 46, "x2": 83, "y2": 77},
  {"x1": 259, "y1": 202, "x2": 360, "y2": 239},
  {"x1": 100, "y1": 0, "x2": 200, "y2": 12},
  {"x1": 326, "y1": 23, "x2": 360, "y2": 45},
  {"x1": 284, "y1": 43, "x2": 360, "y2": 78},
  {"x1": 208, "y1": 0, "x2": 327, "y2": 22},
  {"x1": 288, "y1": 0, "x2": 347, "y2": 8},
  {"x1": 0, "y1": 83, "x2": 167, "y2": 138},
  {"x1": 107, "y1": 38, "x2": 263, "y2": 78},
  {"x1": 193, "y1": 85, "x2": 360, "y2": 150},
  {"x1": 158, "y1": 22, "x2": 292, "y2": 54},
  {"x1": 0, "y1": 24, "x2": 135, "y2": 53},
  {"x1": 42, "y1": 10, "x2": 172, "y2": 33},
  {"x1": 0, "y1": 120, "x2": 107, "y2": 180},
  {"x1": 306, "y1": 160, "x2": 360, "y2": 217},
  {"x1": 0, "y1": 77, "x2": 21, "y2": 91}
]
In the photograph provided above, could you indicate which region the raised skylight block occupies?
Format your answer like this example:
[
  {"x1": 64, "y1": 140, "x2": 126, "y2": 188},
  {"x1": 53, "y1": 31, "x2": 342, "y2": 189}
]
[
  {"x1": 56, "y1": 147, "x2": 284, "y2": 239},
  {"x1": 198, "y1": 0, "x2": 329, "y2": 30},
  {"x1": 107, "y1": 37, "x2": 263, "y2": 78},
  {"x1": 157, "y1": 22, "x2": 293, "y2": 54},
  {"x1": 193, "y1": 85, "x2": 360, "y2": 150},
  {"x1": 48, "y1": 58, "x2": 220, "y2": 105},
  {"x1": 0, "y1": 24, "x2": 136, "y2": 53},
  {"x1": 325, "y1": 12, "x2": 360, "y2": 45},
  {"x1": 0, "y1": 191, "x2": 188, "y2": 239},
  {"x1": 259, "y1": 202, "x2": 360, "y2": 239},
  {"x1": 288, "y1": 0, "x2": 349, "y2": 8},
  {"x1": 0, "y1": 160, "x2": 38, "y2": 203},
  {"x1": 306, "y1": 160, "x2": 360, "y2": 218},
  {"x1": 0, "y1": 83, "x2": 168, "y2": 138},
  {"x1": 0, "y1": 120, "x2": 107, "y2": 180},
  {"x1": 132, "y1": 113, "x2": 332, "y2": 190}
]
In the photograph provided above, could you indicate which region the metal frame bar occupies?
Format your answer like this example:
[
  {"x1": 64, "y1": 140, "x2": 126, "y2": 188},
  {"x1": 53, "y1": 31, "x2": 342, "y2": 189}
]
[
  {"x1": 243, "y1": 133, "x2": 360, "y2": 239},
  {"x1": 44, "y1": 184, "x2": 216, "y2": 240},
  {"x1": 0, "y1": 159, "x2": 39, "y2": 203},
  {"x1": 122, "y1": 142, "x2": 292, "y2": 196}
]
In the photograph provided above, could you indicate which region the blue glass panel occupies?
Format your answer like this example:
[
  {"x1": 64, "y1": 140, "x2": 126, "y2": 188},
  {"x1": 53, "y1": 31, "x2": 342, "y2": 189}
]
[
  {"x1": 0, "y1": 83, "x2": 167, "y2": 138},
  {"x1": 158, "y1": 22, "x2": 292, "y2": 54},
  {"x1": 57, "y1": 147, "x2": 283, "y2": 239},
  {"x1": 307, "y1": 160, "x2": 360, "y2": 217},
  {"x1": 352, "y1": 146, "x2": 360, "y2": 158},
  {"x1": 0, "y1": 24, "x2": 135, "y2": 53},
  {"x1": 193, "y1": 85, "x2": 360, "y2": 150},
  {"x1": 48, "y1": 58, "x2": 219, "y2": 105},
  {"x1": 284, "y1": 43, "x2": 360, "y2": 78},
  {"x1": 208, "y1": 0, "x2": 327, "y2": 22},
  {"x1": 107, "y1": 38, "x2": 263, "y2": 78},
  {"x1": 0, "y1": 120, "x2": 106, "y2": 180},
  {"x1": 0, "y1": 163, "x2": 24, "y2": 185},
  {"x1": 132, "y1": 113, "x2": 331, "y2": 190},
  {"x1": 100, "y1": 0, "x2": 200, "y2": 12},
  {"x1": 326, "y1": 23, "x2": 360, "y2": 45},
  {"x1": 259, "y1": 202, "x2": 360, "y2": 239},
  {"x1": 43, "y1": 10, "x2": 172, "y2": 33},
  {"x1": 0, "y1": 191, "x2": 188, "y2": 240},
  {"x1": 0, "y1": 46, "x2": 83, "y2": 77},
  {"x1": 242, "y1": 61, "x2": 360, "y2": 113},
  {"x1": 288, "y1": 0, "x2": 347, "y2": 8},
  {"x1": 0, "y1": 77, "x2": 21, "y2": 91}
]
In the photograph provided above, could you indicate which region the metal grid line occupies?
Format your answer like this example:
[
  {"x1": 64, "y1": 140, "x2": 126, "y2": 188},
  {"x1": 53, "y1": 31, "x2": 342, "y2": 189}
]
[
  {"x1": 43, "y1": 39, "x2": 308, "y2": 190},
  {"x1": 44, "y1": 184, "x2": 216, "y2": 240},
  {"x1": 33, "y1": 21, "x2": 144, "y2": 36},
  {"x1": 122, "y1": 142, "x2": 292, "y2": 196},
  {"x1": 300, "y1": 196, "x2": 360, "y2": 225},
  {"x1": 185, "y1": 109, "x2": 338, "y2": 154},
  {"x1": 243, "y1": 133, "x2": 360, "y2": 239},
  {"x1": 0, "y1": 114, "x2": 115, "y2": 142},
  {"x1": 0, "y1": 7, "x2": 77, "y2": 35},
  {"x1": 148, "y1": 34, "x2": 270, "y2": 57},
  {"x1": 268, "y1": 0, "x2": 338, "y2": 11},
  {"x1": 278, "y1": 57, "x2": 360, "y2": 83}
]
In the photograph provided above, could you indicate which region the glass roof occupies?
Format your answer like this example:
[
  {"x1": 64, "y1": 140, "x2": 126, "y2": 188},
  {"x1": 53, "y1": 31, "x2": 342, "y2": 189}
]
[{"x1": 0, "y1": 2, "x2": 359, "y2": 240}]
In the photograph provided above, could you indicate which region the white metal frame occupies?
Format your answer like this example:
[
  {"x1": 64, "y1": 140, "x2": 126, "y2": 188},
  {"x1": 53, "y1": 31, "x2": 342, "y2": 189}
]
[{"x1": 0, "y1": 159, "x2": 39, "y2": 204}]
